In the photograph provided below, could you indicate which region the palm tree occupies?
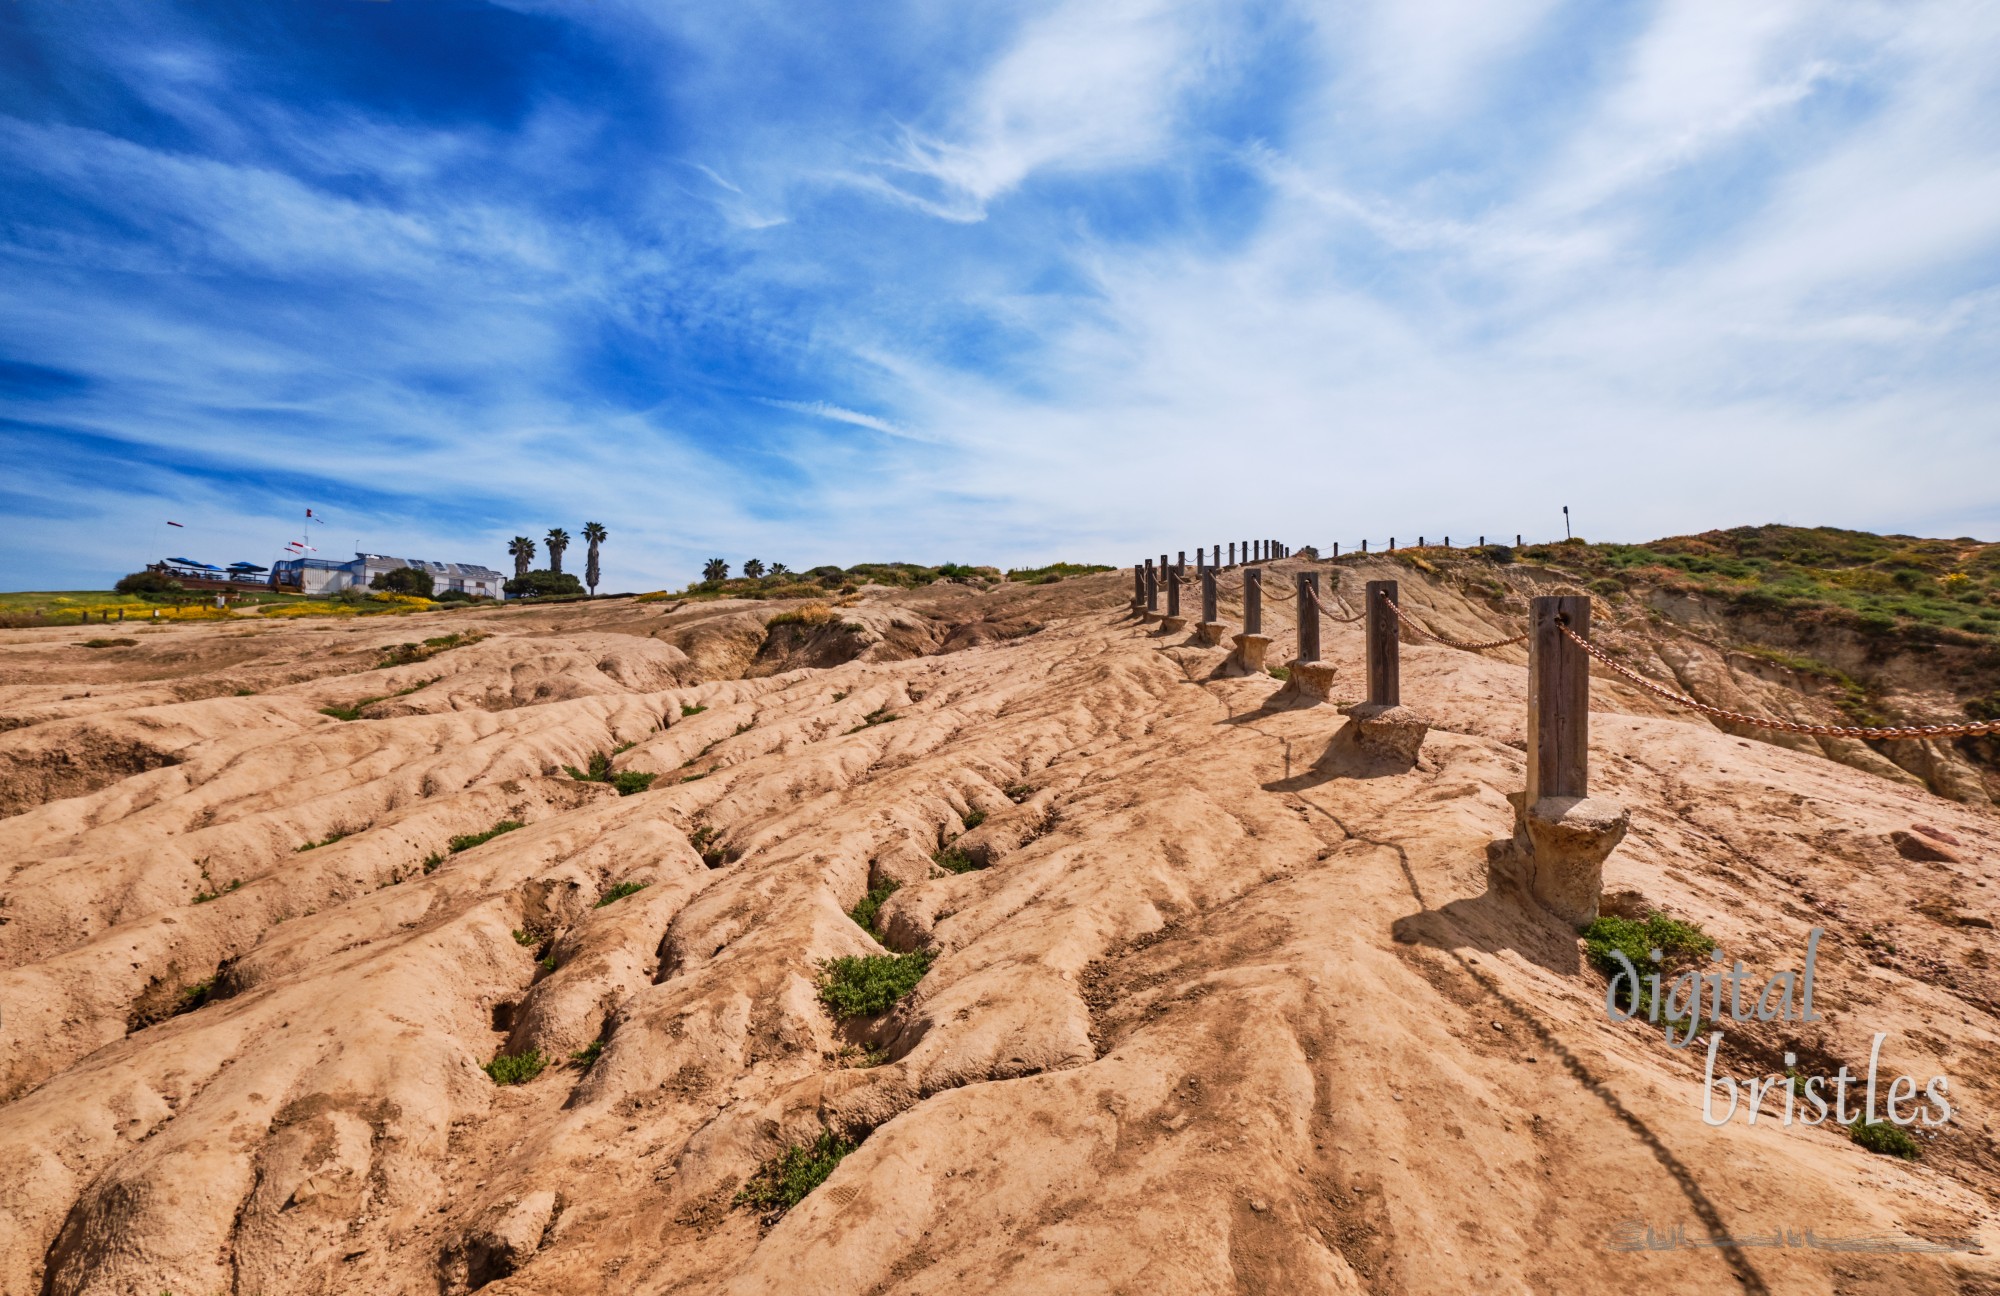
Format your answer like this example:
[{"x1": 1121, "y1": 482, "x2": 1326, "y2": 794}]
[
  {"x1": 702, "y1": 558, "x2": 729, "y2": 584},
  {"x1": 545, "y1": 527, "x2": 570, "y2": 576},
  {"x1": 742, "y1": 558, "x2": 765, "y2": 579},
  {"x1": 507, "y1": 536, "x2": 535, "y2": 579},
  {"x1": 582, "y1": 522, "x2": 608, "y2": 597},
  {"x1": 769, "y1": 562, "x2": 790, "y2": 577}
]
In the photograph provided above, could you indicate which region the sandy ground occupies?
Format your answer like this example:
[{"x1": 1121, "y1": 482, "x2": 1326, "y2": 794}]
[{"x1": 0, "y1": 564, "x2": 1995, "y2": 1296}]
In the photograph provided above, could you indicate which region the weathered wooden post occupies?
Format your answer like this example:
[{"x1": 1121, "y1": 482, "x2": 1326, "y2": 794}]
[
  {"x1": 1196, "y1": 547, "x2": 1205, "y2": 576},
  {"x1": 1211, "y1": 544, "x2": 1219, "y2": 570},
  {"x1": 1280, "y1": 572, "x2": 1337, "y2": 701},
  {"x1": 1361, "y1": 539, "x2": 1368, "y2": 553},
  {"x1": 1365, "y1": 580, "x2": 1398, "y2": 707},
  {"x1": 1228, "y1": 566, "x2": 1270, "y2": 673},
  {"x1": 1479, "y1": 536, "x2": 1485, "y2": 546},
  {"x1": 1177, "y1": 550, "x2": 1186, "y2": 577},
  {"x1": 1145, "y1": 560, "x2": 1159, "y2": 614},
  {"x1": 1516, "y1": 534, "x2": 1522, "y2": 547},
  {"x1": 1195, "y1": 567, "x2": 1227, "y2": 644},
  {"x1": 1444, "y1": 536, "x2": 1449, "y2": 548},
  {"x1": 1419, "y1": 535, "x2": 1425, "y2": 548},
  {"x1": 1336, "y1": 579, "x2": 1430, "y2": 762},
  {"x1": 1331, "y1": 541, "x2": 1338, "y2": 558},
  {"x1": 1132, "y1": 562, "x2": 1146, "y2": 608},
  {"x1": 1228, "y1": 541, "x2": 1236, "y2": 567},
  {"x1": 1495, "y1": 595, "x2": 1629, "y2": 927},
  {"x1": 1162, "y1": 565, "x2": 1186, "y2": 631}
]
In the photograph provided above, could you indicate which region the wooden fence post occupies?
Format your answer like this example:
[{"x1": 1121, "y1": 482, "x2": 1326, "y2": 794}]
[
  {"x1": 1365, "y1": 580, "x2": 1398, "y2": 707},
  {"x1": 1145, "y1": 560, "x2": 1159, "y2": 612},
  {"x1": 1229, "y1": 541, "x2": 1236, "y2": 567},
  {"x1": 1166, "y1": 566, "x2": 1182, "y2": 618},
  {"x1": 1295, "y1": 572, "x2": 1320, "y2": 662},
  {"x1": 1212, "y1": 543, "x2": 1219, "y2": 570},
  {"x1": 1132, "y1": 563, "x2": 1145, "y2": 606},
  {"x1": 1331, "y1": 541, "x2": 1338, "y2": 558},
  {"x1": 1202, "y1": 568, "x2": 1218, "y2": 624},
  {"x1": 1513, "y1": 593, "x2": 1628, "y2": 927},
  {"x1": 1527, "y1": 595, "x2": 1590, "y2": 802},
  {"x1": 1243, "y1": 567, "x2": 1262, "y2": 634}
]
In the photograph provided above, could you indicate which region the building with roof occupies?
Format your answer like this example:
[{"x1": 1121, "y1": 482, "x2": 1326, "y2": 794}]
[{"x1": 270, "y1": 553, "x2": 505, "y2": 599}]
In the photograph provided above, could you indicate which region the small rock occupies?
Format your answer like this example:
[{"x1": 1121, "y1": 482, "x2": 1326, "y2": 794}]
[
  {"x1": 1913, "y1": 824, "x2": 1963, "y2": 847},
  {"x1": 1892, "y1": 830, "x2": 1960, "y2": 864},
  {"x1": 1491, "y1": 1021, "x2": 1505, "y2": 1032},
  {"x1": 1249, "y1": 1199, "x2": 1269, "y2": 1213}
]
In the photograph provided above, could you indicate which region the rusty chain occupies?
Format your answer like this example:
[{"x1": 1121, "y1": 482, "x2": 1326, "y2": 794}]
[
  {"x1": 1380, "y1": 592, "x2": 1530, "y2": 651},
  {"x1": 1301, "y1": 583, "x2": 1366, "y2": 623},
  {"x1": 1558, "y1": 623, "x2": 2000, "y2": 741}
]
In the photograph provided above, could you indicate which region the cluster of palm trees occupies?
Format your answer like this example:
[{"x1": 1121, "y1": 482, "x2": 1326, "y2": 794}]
[{"x1": 509, "y1": 523, "x2": 610, "y2": 596}]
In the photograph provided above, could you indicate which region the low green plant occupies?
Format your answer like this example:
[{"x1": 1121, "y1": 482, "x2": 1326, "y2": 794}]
[
  {"x1": 319, "y1": 697, "x2": 387, "y2": 721},
  {"x1": 1582, "y1": 912, "x2": 1717, "y2": 1019},
  {"x1": 734, "y1": 1129, "x2": 856, "y2": 1214},
  {"x1": 613, "y1": 740, "x2": 638, "y2": 755},
  {"x1": 595, "y1": 880, "x2": 650, "y2": 907},
  {"x1": 681, "y1": 703, "x2": 707, "y2": 717},
  {"x1": 296, "y1": 831, "x2": 349, "y2": 852},
  {"x1": 512, "y1": 928, "x2": 538, "y2": 947},
  {"x1": 539, "y1": 953, "x2": 557, "y2": 972},
  {"x1": 193, "y1": 878, "x2": 241, "y2": 903},
  {"x1": 449, "y1": 820, "x2": 524, "y2": 853},
  {"x1": 960, "y1": 808, "x2": 986, "y2": 831},
  {"x1": 178, "y1": 978, "x2": 216, "y2": 1012},
  {"x1": 1005, "y1": 562, "x2": 1111, "y2": 583},
  {"x1": 933, "y1": 844, "x2": 977, "y2": 874},
  {"x1": 421, "y1": 852, "x2": 444, "y2": 874},
  {"x1": 848, "y1": 879, "x2": 901, "y2": 938},
  {"x1": 845, "y1": 706, "x2": 897, "y2": 734},
  {"x1": 1847, "y1": 1118, "x2": 1921, "y2": 1159},
  {"x1": 611, "y1": 769, "x2": 656, "y2": 796},
  {"x1": 570, "y1": 1039, "x2": 603, "y2": 1068},
  {"x1": 1267, "y1": 667, "x2": 1290, "y2": 681},
  {"x1": 375, "y1": 631, "x2": 483, "y2": 669},
  {"x1": 1003, "y1": 783, "x2": 1033, "y2": 803},
  {"x1": 234, "y1": 687, "x2": 257, "y2": 696},
  {"x1": 817, "y1": 950, "x2": 934, "y2": 1017},
  {"x1": 483, "y1": 1050, "x2": 547, "y2": 1086},
  {"x1": 565, "y1": 750, "x2": 615, "y2": 782}
]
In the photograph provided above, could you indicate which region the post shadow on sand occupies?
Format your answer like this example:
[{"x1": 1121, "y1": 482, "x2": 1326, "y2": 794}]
[
  {"x1": 1373, "y1": 837, "x2": 1770, "y2": 1294},
  {"x1": 1244, "y1": 706, "x2": 1427, "y2": 784}
]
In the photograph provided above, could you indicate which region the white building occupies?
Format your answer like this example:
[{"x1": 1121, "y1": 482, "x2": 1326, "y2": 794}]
[{"x1": 271, "y1": 553, "x2": 505, "y2": 599}]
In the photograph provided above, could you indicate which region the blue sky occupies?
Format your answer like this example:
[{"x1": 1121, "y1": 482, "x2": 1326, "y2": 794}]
[{"x1": 3, "y1": 0, "x2": 1998, "y2": 592}]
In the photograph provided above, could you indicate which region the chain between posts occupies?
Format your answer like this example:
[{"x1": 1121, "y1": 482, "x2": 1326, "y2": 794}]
[
  {"x1": 1380, "y1": 591, "x2": 1530, "y2": 651},
  {"x1": 1301, "y1": 583, "x2": 1366, "y2": 623},
  {"x1": 1554, "y1": 622, "x2": 2000, "y2": 741}
]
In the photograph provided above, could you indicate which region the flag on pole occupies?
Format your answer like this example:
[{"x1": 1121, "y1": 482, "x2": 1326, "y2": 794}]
[{"x1": 306, "y1": 509, "x2": 324, "y2": 524}]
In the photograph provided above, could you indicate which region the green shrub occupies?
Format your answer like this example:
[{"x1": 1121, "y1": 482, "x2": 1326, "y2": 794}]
[
  {"x1": 1005, "y1": 562, "x2": 1112, "y2": 583},
  {"x1": 319, "y1": 697, "x2": 387, "y2": 721},
  {"x1": 734, "y1": 1130, "x2": 856, "y2": 1214},
  {"x1": 570, "y1": 1039, "x2": 603, "y2": 1068},
  {"x1": 375, "y1": 632, "x2": 482, "y2": 669},
  {"x1": 611, "y1": 770, "x2": 656, "y2": 796},
  {"x1": 505, "y1": 569, "x2": 585, "y2": 599},
  {"x1": 848, "y1": 879, "x2": 901, "y2": 938},
  {"x1": 1003, "y1": 783, "x2": 1033, "y2": 803},
  {"x1": 370, "y1": 566, "x2": 435, "y2": 598},
  {"x1": 681, "y1": 703, "x2": 707, "y2": 717},
  {"x1": 1847, "y1": 1118, "x2": 1921, "y2": 1159},
  {"x1": 960, "y1": 808, "x2": 986, "y2": 830},
  {"x1": 115, "y1": 569, "x2": 184, "y2": 597},
  {"x1": 421, "y1": 852, "x2": 444, "y2": 874},
  {"x1": 483, "y1": 1050, "x2": 547, "y2": 1085},
  {"x1": 817, "y1": 950, "x2": 935, "y2": 1017},
  {"x1": 933, "y1": 844, "x2": 977, "y2": 874},
  {"x1": 178, "y1": 978, "x2": 216, "y2": 1012},
  {"x1": 1267, "y1": 666, "x2": 1290, "y2": 681},
  {"x1": 193, "y1": 878, "x2": 241, "y2": 903},
  {"x1": 449, "y1": 820, "x2": 524, "y2": 853},
  {"x1": 565, "y1": 751, "x2": 615, "y2": 782},
  {"x1": 1582, "y1": 912, "x2": 1716, "y2": 1019},
  {"x1": 296, "y1": 830, "x2": 349, "y2": 852},
  {"x1": 511, "y1": 928, "x2": 537, "y2": 947},
  {"x1": 845, "y1": 706, "x2": 898, "y2": 734},
  {"x1": 595, "y1": 880, "x2": 650, "y2": 907}
]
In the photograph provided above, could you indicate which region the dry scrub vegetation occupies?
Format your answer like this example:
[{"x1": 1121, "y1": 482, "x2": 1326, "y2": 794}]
[{"x1": 0, "y1": 555, "x2": 1996, "y2": 1295}]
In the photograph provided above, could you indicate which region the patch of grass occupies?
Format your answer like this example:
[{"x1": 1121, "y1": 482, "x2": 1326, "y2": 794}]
[
  {"x1": 845, "y1": 706, "x2": 898, "y2": 734},
  {"x1": 817, "y1": 950, "x2": 935, "y2": 1018},
  {"x1": 420, "y1": 852, "x2": 444, "y2": 875},
  {"x1": 318, "y1": 697, "x2": 387, "y2": 721},
  {"x1": 959, "y1": 808, "x2": 986, "y2": 831},
  {"x1": 831, "y1": 690, "x2": 849, "y2": 702},
  {"x1": 449, "y1": 820, "x2": 524, "y2": 853},
  {"x1": 681, "y1": 772, "x2": 707, "y2": 783},
  {"x1": 482, "y1": 1050, "x2": 547, "y2": 1086},
  {"x1": 1267, "y1": 666, "x2": 1290, "y2": 681},
  {"x1": 512, "y1": 928, "x2": 538, "y2": 947},
  {"x1": 847, "y1": 879, "x2": 901, "y2": 938},
  {"x1": 689, "y1": 825, "x2": 733, "y2": 868},
  {"x1": 564, "y1": 750, "x2": 615, "y2": 782},
  {"x1": 595, "y1": 880, "x2": 650, "y2": 907},
  {"x1": 177, "y1": 978, "x2": 216, "y2": 1012},
  {"x1": 734, "y1": 721, "x2": 754, "y2": 735},
  {"x1": 78, "y1": 637, "x2": 139, "y2": 648},
  {"x1": 538, "y1": 953, "x2": 557, "y2": 972},
  {"x1": 570, "y1": 1039, "x2": 603, "y2": 1068},
  {"x1": 375, "y1": 631, "x2": 484, "y2": 670},
  {"x1": 233, "y1": 687, "x2": 257, "y2": 696},
  {"x1": 1003, "y1": 783, "x2": 1033, "y2": 803},
  {"x1": 296, "y1": 830, "x2": 349, "y2": 852},
  {"x1": 1847, "y1": 1118, "x2": 1922, "y2": 1159},
  {"x1": 193, "y1": 878, "x2": 241, "y2": 903},
  {"x1": 613, "y1": 740, "x2": 638, "y2": 755},
  {"x1": 932, "y1": 844, "x2": 978, "y2": 874},
  {"x1": 734, "y1": 1129, "x2": 857, "y2": 1215},
  {"x1": 681, "y1": 703, "x2": 707, "y2": 717},
  {"x1": 1582, "y1": 912, "x2": 1717, "y2": 1019}
]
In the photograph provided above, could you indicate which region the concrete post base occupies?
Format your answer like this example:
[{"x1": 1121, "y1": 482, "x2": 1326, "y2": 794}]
[
  {"x1": 1141, "y1": 610, "x2": 1163, "y2": 623},
  {"x1": 1488, "y1": 791, "x2": 1630, "y2": 927},
  {"x1": 1194, "y1": 621, "x2": 1229, "y2": 646},
  {"x1": 1225, "y1": 633, "x2": 1271, "y2": 675},
  {"x1": 1159, "y1": 615, "x2": 1188, "y2": 633},
  {"x1": 1336, "y1": 701, "x2": 1430, "y2": 763},
  {"x1": 1280, "y1": 659, "x2": 1340, "y2": 704}
]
